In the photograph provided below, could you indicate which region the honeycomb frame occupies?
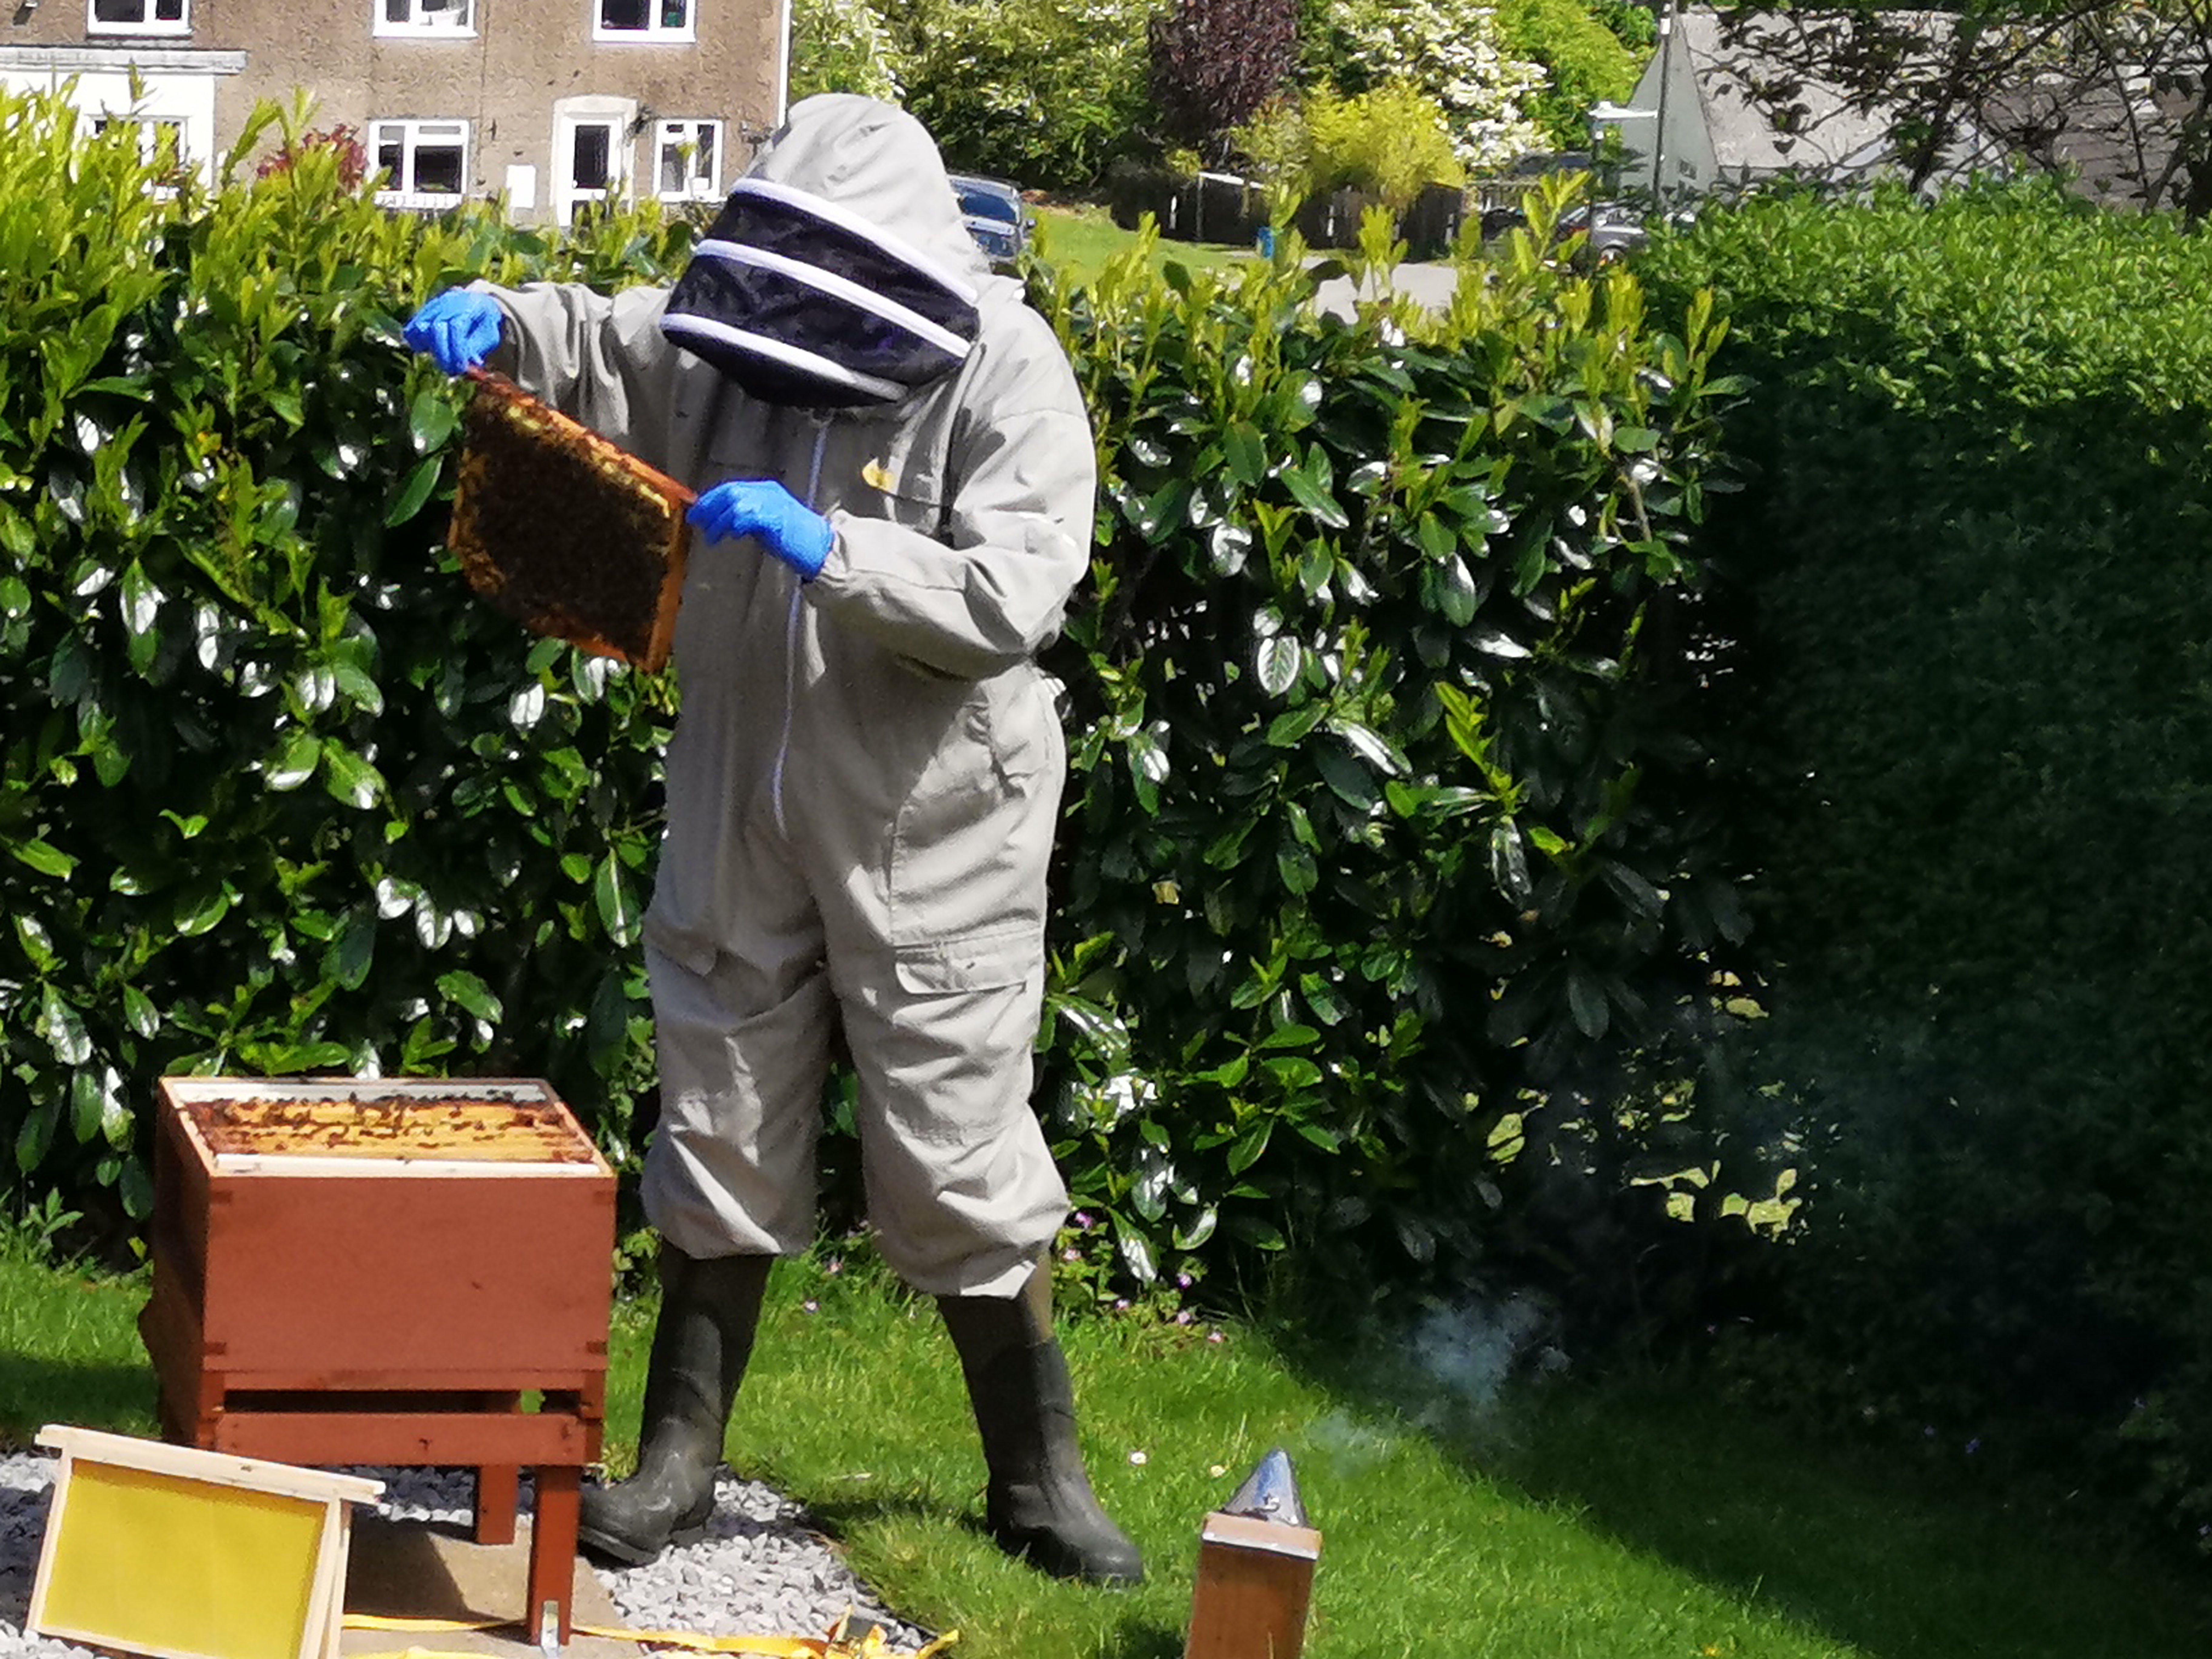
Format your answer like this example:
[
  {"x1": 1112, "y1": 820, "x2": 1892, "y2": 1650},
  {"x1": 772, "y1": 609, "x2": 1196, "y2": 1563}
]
[{"x1": 446, "y1": 368, "x2": 695, "y2": 671}]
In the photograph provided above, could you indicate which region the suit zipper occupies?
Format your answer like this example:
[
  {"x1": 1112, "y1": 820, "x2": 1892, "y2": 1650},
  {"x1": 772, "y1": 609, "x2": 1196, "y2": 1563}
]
[{"x1": 769, "y1": 420, "x2": 831, "y2": 838}]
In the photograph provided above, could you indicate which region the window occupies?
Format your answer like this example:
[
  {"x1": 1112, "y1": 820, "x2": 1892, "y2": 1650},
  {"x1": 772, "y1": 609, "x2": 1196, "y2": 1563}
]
[
  {"x1": 593, "y1": 0, "x2": 692, "y2": 42},
  {"x1": 654, "y1": 119, "x2": 720, "y2": 201},
  {"x1": 572, "y1": 123, "x2": 612, "y2": 191},
  {"x1": 92, "y1": 114, "x2": 185, "y2": 170},
  {"x1": 376, "y1": 0, "x2": 475, "y2": 35},
  {"x1": 90, "y1": 113, "x2": 189, "y2": 195},
  {"x1": 371, "y1": 119, "x2": 469, "y2": 207},
  {"x1": 86, "y1": 0, "x2": 188, "y2": 34},
  {"x1": 554, "y1": 112, "x2": 630, "y2": 225}
]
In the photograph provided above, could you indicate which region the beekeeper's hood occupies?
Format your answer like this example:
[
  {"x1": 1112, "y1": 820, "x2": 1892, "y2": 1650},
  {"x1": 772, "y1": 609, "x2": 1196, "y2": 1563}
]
[{"x1": 660, "y1": 94, "x2": 990, "y2": 409}]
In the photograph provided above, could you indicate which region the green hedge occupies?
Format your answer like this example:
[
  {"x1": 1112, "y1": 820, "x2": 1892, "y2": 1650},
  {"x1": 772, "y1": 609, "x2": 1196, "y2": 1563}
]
[
  {"x1": 1030, "y1": 201, "x2": 1768, "y2": 1313},
  {"x1": 0, "y1": 97, "x2": 696, "y2": 1230},
  {"x1": 1496, "y1": 0, "x2": 1645, "y2": 153},
  {"x1": 1, "y1": 94, "x2": 1762, "y2": 1343},
  {"x1": 1638, "y1": 179, "x2": 2212, "y2": 1550}
]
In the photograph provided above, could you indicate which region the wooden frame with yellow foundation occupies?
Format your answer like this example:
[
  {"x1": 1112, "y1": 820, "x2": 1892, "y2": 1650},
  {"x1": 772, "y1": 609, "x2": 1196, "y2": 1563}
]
[{"x1": 27, "y1": 1426, "x2": 384, "y2": 1659}]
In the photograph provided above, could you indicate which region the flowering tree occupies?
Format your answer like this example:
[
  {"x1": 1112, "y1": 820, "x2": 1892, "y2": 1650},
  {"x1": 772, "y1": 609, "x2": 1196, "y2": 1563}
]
[{"x1": 1320, "y1": 0, "x2": 1548, "y2": 172}]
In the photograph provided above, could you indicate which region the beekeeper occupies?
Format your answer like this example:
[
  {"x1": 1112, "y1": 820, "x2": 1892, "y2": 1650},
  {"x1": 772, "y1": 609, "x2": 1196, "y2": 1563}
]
[{"x1": 402, "y1": 95, "x2": 1140, "y2": 1586}]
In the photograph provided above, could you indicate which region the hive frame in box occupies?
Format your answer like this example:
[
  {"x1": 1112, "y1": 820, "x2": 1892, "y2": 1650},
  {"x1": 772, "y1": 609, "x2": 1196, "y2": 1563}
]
[
  {"x1": 138, "y1": 1076, "x2": 616, "y2": 1641},
  {"x1": 28, "y1": 1425, "x2": 383, "y2": 1659}
]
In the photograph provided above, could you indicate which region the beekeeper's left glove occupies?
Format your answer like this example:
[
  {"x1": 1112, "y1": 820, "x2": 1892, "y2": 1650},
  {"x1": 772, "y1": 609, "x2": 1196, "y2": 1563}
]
[
  {"x1": 689, "y1": 478, "x2": 835, "y2": 581},
  {"x1": 403, "y1": 289, "x2": 504, "y2": 375}
]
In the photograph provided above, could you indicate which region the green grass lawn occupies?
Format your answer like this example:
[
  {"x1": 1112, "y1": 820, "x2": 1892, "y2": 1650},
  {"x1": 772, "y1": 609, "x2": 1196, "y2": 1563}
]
[
  {"x1": 5, "y1": 1242, "x2": 2209, "y2": 1658},
  {"x1": 0, "y1": 1247, "x2": 158, "y2": 1450},
  {"x1": 1029, "y1": 202, "x2": 1256, "y2": 288}
]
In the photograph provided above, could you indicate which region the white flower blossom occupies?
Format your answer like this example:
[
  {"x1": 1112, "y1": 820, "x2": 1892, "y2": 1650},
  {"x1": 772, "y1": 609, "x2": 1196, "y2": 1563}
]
[{"x1": 1325, "y1": 0, "x2": 1549, "y2": 170}]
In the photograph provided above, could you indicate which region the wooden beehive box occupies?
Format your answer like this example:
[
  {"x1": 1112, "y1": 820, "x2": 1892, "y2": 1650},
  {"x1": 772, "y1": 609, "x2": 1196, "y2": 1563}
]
[{"x1": 140, "y1": 1077, "x2": 615, "y2": 1455}]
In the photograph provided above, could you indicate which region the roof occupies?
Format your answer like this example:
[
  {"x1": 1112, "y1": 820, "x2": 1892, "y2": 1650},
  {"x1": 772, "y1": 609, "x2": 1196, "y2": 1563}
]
[
  {"x1": 1671, "y1": 7, "x2": 2003, "y2": 184},
  {"x1": 1983, "y1": 77, "x2": 2188, "y2": 208}
]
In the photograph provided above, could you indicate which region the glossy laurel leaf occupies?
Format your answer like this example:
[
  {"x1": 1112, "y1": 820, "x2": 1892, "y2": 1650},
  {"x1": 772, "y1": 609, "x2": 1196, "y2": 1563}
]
[{"x1": 1255, "y1": 632, "x2": 1302, "y2": 696}]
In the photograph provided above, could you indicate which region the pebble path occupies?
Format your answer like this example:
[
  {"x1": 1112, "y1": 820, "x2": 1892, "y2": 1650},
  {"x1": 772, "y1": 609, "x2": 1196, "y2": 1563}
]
[{"x1": 0, "y1": 1456, "x2": 931, "y2": 1659}]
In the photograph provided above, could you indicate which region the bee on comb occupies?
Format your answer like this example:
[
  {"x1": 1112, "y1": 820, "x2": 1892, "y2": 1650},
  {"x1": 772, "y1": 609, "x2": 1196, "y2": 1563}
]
[{"x1": 446, "y1": 368, "x2": 695, "y2": 671}]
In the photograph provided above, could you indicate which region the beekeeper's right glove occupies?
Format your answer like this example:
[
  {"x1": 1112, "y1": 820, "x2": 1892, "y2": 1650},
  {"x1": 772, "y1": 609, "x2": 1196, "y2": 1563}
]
[
  {"x1": 688, "y1": 478, "x2": 836, "y2": 581},
  {"x1": 403, "y1": 290, "x2": 504, "y2": 375}
]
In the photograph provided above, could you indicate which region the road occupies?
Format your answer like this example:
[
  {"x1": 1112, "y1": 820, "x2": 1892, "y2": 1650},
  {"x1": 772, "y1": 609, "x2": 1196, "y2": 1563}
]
[{"x1": 1308, "y1": 260, "x2": 1462, "y2": 319}]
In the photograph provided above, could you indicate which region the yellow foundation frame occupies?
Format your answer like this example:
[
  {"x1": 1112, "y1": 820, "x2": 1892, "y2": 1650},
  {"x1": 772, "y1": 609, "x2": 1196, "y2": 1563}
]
[{"x1": 28, "y1": 1425, "x2": 384, "y2": 1659}]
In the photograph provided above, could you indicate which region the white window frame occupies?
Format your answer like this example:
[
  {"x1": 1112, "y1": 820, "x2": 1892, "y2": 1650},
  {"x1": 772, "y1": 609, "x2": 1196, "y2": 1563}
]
[
  {"x1": 84, "y1": 0, "x2": 189, "y2": 36},
  {"x1": 370, "y1": 118, "x2": 470, "y2": 209},
  {"x1": 374, "y1": 0, "x2": 478, "y2": 37},
  {"x1": 591, "y1": 0, "x2": 695, "y2": 44},
  {"x1": 12, "y1": 66, "x2": 226, "y2": 188},
  {"x1": 653, "y1": 118, "x2": 722, "y2": 202},
  {"x1": 91, "y1": 112, "x2": 184, "y2": 166},
  {"x1": 553, "y1": 106, "x2": 634, "y2": 226}
]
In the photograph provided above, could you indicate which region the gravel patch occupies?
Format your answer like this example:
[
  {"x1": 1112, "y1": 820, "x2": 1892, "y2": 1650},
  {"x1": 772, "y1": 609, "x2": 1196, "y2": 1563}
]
[{"x1": 0, "y1": 1455, "x2": 931, "y2": 1659}]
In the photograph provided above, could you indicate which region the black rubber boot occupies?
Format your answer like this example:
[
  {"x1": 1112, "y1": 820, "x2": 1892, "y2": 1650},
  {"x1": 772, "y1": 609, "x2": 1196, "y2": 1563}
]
[
  {"x1": 577, "y1": 1246, "x2": 771, "y2": 1567},
  {"x1": 937, "y1": 1264, "x2": 1145, "y2": 1586}
]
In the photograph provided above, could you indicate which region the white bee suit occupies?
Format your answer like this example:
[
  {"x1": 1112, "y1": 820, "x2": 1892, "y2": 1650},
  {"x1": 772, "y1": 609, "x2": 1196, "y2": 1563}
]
[{"x1": 474, "y1": 96, "x2": 1091, "y2": 1297}]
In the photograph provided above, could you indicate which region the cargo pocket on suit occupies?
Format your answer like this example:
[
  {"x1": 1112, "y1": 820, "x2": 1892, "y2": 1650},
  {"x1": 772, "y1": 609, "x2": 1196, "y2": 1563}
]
[
  {"x1": 892, "y1": 925, "x2": 1042, "y2": 995},
  {"x1": 887, "y1": 670, "x2": 1060, "y2": 994}
]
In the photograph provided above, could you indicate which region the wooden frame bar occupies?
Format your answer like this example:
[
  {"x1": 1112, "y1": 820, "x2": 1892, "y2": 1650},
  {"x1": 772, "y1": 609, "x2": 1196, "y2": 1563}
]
[{"x1": 28, "y1": 1426, "x2": 382, "y2": 1659}]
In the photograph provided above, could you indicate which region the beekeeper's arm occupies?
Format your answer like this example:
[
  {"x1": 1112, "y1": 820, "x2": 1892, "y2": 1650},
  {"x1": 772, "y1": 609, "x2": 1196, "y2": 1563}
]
[
  {"x1": 810, "y1": 311, "x2": 1095, "y2": 681},
  {"x1": 457, "y1": 280, "x2": 680, "y2": 461}
]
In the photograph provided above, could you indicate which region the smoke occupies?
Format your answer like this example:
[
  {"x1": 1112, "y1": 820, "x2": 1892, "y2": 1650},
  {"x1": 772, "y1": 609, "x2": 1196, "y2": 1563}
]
[
  {"x1": 1292, "y1": 1294, "x2": 1570, "y2": 1480},
  {"x1": 1303, "y1": 1409, "x2": 1398, "y2": 1482},
  {"x1": 1406, "y1": 1294, "x2": 1567, "y2": 1424}
]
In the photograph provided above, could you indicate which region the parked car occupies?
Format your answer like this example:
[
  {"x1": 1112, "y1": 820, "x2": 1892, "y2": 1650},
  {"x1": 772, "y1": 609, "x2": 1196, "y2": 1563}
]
[
  {"x1": 1558, "y1": 199, "x2": 1649, "y2": 264},
  {"x1": 1479, "y1": 197, "x2": 1653, "y2": 265},
  {"x1": 947, "y1": 172, "x2": 1030, "y2": 269}
]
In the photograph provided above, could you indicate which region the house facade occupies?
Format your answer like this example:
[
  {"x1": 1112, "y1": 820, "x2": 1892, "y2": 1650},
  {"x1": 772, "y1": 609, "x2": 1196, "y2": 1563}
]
[
  {"x1": 0, "y1": 0, "x2": 787, "y2": 221},
  {"x1": 1591, "y1": 6, "x2": 2006, "y2": 203}
]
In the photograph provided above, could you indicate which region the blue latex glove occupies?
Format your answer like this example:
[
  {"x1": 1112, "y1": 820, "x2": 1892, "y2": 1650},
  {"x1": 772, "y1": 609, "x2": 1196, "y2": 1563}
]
[
  {"x1": 688, "y1": 478, "x2": 835, "y2": 581},
  {"x1": 403, "y1": 289, "x2": 504, "y2": 375}
]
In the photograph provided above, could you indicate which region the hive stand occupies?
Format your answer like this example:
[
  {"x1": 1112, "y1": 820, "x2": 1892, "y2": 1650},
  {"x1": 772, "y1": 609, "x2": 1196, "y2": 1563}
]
[{"x1": 138, "y1": 1078, "x2": 616, "y2": 1642}]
